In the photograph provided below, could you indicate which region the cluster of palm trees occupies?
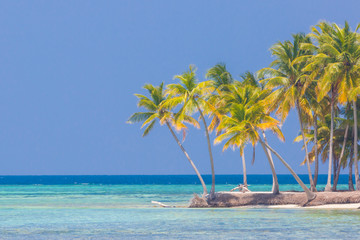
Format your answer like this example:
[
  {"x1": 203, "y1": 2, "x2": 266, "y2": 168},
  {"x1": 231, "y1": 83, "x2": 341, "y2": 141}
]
[{"x1": 128, "y1": 21, "x2": 360, "y2": 201}]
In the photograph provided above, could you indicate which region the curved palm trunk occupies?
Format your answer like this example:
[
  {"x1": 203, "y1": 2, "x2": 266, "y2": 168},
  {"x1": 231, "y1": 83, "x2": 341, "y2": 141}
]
[
  {"x1": 259, "y1": 139, "x2": 280, "y2": 194},
  {"x1": 196, "y1": 103, "x2": 215, "y2": 197},
  {"x1": 241, "y1": 151, "x2": 247, "y2": 187},
  {"x1": 262, "y1": 131, "x2": 279, "y2": 194},
  {"x1": 325, "y1": 88, "x2": 335, "y2": 192},
  {"x1": 349, "y1": 152, "x2": 355, "y2": 191},
  {"x1": 296, "y1": 100, "x2": 316, "y2": 191},
  {"x1": 313, "y1": 114, "x2": 319, "y2": 187},
  {"x1": 165, "y1": 121, "x2": 208, "y2": 196},
  {"x1": 333, "y1": 124, "x2": 349, "y2": 191},
  {"x1": 261, "y1": 140, "x2": 316, "y2": 201},
  {"x1": 333, "y1": 155, "x2": 337, "y2": 187},
  {"x1": 353, "y1": 100, "x2": 360, "y2": 190}
]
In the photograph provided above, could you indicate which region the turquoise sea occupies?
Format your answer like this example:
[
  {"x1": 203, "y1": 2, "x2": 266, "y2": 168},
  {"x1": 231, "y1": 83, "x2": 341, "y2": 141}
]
[{"x1": 0, "y1": 175, "x2": 359, "y2": 239}]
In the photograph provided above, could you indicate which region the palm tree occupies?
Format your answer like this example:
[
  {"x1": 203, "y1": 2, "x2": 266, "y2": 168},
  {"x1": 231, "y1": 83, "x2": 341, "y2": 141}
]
[
  {"x1": 353, "y1": 98, "x2": 359, "y2": 190},
  {"x1": 258, "y1": 33, "x2": 316, "y2": 191},
  {"x1": 165, "y1": 65, "x2": 216, "y2": 197},
  {"x1": 239, "y1": 72, "x2": 280, "y2": 194},
  {"x1": 240, "y1": 71, "x2": 261, "y2": 88},
  {"x1": 349, "y1": 152, "x2": 355, "y2": 191},
  {"x1": 214, "y1": 89, "x2": 315, "y2": 200},
  {"x1": 350, "y1": 92, "x2": 360, "y2": 190},
  {"x1": 206, "y1": 63, "x2": 234, "y2": 90},
  {"x1": 332, "y1": 122, "x2": 360, "y2": 190},
  {"x1": 305, "y1": 21, "x2": 360, "y2": 191},
  {"x1": 332, "y1": 105, "x2": 352, "y2": 190},
  {"x1": 205, "y1": 63, "x2": 234, "y2": 136},
  {"x1": 127, "y1": 83, "x2": 208, "y2": 196},
  {"x1": 342, "y1": 99, "x2": 360, "y2": 190},
  {"x1": 301, "y1": 83, "x2": 330, "y2": 187},
  {"x1": 294, "y1": 109, "x2": 358, "y2": 191},
  {"x1": 214, "y1": 85, "x2": 280, "y2": 193}
]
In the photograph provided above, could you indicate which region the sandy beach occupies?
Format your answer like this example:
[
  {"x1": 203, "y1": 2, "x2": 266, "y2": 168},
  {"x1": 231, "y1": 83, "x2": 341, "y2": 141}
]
[
  {"x1": 190, "y1": 191, "x2": 360, "y2": 208},
  {"x1": 237, "y1": 203, "x2": 360, "y2": 209}
]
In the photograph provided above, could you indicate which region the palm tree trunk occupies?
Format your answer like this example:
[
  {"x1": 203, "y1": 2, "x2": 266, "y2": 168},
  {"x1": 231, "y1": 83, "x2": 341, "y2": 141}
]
[
  {"x1": 261, "y1": 139, "x2": 316, "y2": 201},
  {"x1": 349, "y1": 152, "x2": 355, "y2": 191},
  {"x1": 165, "y1": 121, "x2": 208, "y2": 196},
  {"x1": 259, "y1": 139, "x2": 280, "y2": 194},
  {"x1": 296, "y1": 100, "x2": 316, "y2": 191},
  {"x1": 353, "y1": 100, "x2": 360, "y2": 190},
  {"x1": 333, "y1": 124, "x2": 349, "y2": 191},
  {"x1": 313, "y1": 114, "x2": 319, "y2": 187},
  {"x1": 241, "y1": 151, "x2": 247, "y2": 187},
  {"x1": 325, "y1": 87, "x2": 335, "y2": 192},
  {"x1": 196, "y1": 103, "x2": 215, "y2": 196},
  {"x1": 333, "y1": 156, "x2": 337, "y2": 190},
  {"x1": 262, "y1": 131, "x2": 279, "y2": 194}
]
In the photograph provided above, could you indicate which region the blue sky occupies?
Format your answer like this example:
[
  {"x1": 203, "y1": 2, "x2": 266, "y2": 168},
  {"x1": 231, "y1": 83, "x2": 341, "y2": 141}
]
[{"x1": 0, "y1": 0, "x2": 359, "y2": 175}]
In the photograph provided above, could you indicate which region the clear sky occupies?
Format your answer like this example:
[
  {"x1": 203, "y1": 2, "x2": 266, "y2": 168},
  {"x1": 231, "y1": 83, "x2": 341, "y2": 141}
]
[{"x1": 0, "y1": 0, "x2": 359, "y2": 175}]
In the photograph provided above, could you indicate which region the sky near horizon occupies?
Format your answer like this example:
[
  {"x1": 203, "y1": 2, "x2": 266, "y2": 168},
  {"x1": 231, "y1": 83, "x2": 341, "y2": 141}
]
[{"x1": 0, "y1": 1, "x2": 359, "y2": 175}]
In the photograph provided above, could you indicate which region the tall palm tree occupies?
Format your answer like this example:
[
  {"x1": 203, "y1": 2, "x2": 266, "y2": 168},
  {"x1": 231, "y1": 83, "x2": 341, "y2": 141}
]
[
  {"x1": 127, "y1": 83, "x2": 208, "y2": 196},
  {"x1": 353, "y1": 98, "x2": 359, "y2": 190},
  {"x1": 349, "y1": 152, "x2": 355, "y2": 191},
  {"x1": 258, "y1": 33, "x2": 316, "y2": 191},
  {"x1": 301, "y1": 83, "x2": 330, "y2": 187},
  {"x1": 343, "y1": 99, "x2": 360, "y2": 190},
  {"x1": 333, "y1": 124, "x2": 350, "y2": 190},
  {"x1": 332, "y1": 104, "x2": 352, "y2": 190},
  {"x1": 350, "y1": 94, "x2": 360, "y2": 190},
  {"x1": 166, "y1": 65, "x2": 216, "y2": 197},
  {"x1": 305, "y1": 21, "x2": 360, "y2": 191},
  {"x1": 295, "y1": 109, "x2": 358, "y2": 191}
]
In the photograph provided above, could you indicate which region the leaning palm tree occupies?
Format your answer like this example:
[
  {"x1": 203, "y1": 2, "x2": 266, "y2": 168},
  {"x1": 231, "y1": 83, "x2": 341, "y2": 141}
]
[
  {"x1": 127, "y1": 83, "x2": 208, "y2": 196},
  {"x1": 165, "y1": 65, "x2": 216, "y2": 197},
  {"x1": 258, "y1": 33, "x2": 316, "y2": 191},
  {"x1": 305, "y1": 21, "x2": 360, "y2": 191}
]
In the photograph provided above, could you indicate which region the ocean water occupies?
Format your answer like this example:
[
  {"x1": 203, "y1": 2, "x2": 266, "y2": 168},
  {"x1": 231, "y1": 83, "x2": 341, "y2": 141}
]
[{"x1": 0, "y1": 175, "x2": 359, "y2": 239}]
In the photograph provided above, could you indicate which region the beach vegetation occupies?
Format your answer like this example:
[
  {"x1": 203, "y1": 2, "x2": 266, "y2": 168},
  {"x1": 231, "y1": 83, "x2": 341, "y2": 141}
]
[
  {"x1": 127, "y1": 83, "x2": 208, "y2": 196},
  {"x1": 128, "y1": 20, "x2": 360, "y2": 202}
]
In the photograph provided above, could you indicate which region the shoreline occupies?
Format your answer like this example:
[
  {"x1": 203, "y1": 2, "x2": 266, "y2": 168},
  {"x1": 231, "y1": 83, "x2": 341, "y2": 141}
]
[
  {"x1": 233, "y1": 203, "x2": 360, "y2": 209},
  {"x1": 189, "y1": 191, "x2": 360, "y2": 208}
]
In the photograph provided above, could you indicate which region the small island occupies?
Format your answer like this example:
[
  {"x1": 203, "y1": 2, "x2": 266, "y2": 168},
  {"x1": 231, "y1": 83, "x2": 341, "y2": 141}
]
[
  {"x1": 190, "y1": 191, "x2": 360, "y2": 208},
  {"x1": 129, "y1": 20, "x2": 360, "y2": 209}
]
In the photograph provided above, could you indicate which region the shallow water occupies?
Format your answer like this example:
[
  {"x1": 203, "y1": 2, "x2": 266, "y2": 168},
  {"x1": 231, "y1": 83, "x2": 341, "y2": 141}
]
[{"x1": 0, "y1": 176, "x2": 359, "y2": 239}]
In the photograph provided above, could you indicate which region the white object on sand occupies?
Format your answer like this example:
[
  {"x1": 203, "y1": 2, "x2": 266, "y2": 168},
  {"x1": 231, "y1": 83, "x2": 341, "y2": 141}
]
[{"x1": 151, "y1": 201, "x2": 175, "y2": 208}]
